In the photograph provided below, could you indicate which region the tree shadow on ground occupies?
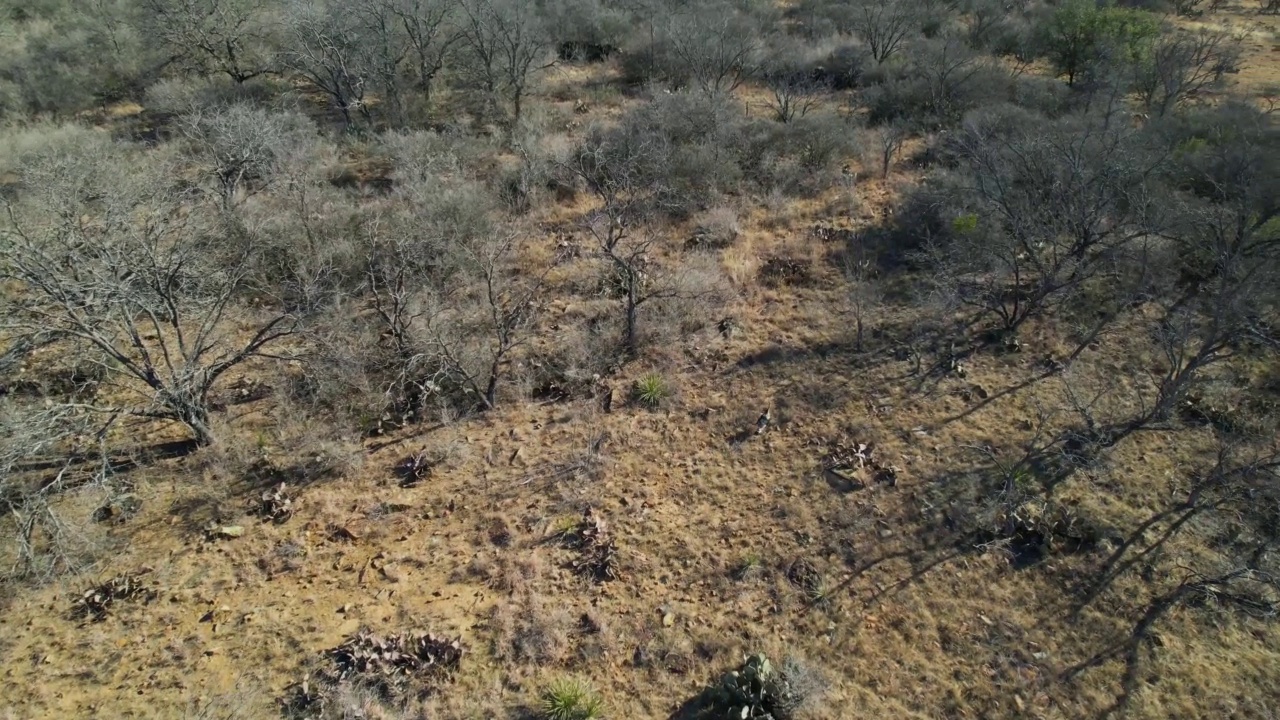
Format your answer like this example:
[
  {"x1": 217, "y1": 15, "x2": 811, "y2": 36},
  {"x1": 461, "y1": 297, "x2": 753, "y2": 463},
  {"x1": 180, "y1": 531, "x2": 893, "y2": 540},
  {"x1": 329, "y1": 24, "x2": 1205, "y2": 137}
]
[
  {"x1": 829, "y1": 455, "x2": 1106, "y2": 609},
  {"x1": 22, "y1": 438, "x2": 201, "y2": 479},
  {"x1": 734, "y1": 340, "x2": 849, "y2": 370},
  {"x1": 932, "y1": 369, "x2": 1059, "y2": 427},
  {"x1": 158, "y1": 453, "x2": 348, "y2": 538}
]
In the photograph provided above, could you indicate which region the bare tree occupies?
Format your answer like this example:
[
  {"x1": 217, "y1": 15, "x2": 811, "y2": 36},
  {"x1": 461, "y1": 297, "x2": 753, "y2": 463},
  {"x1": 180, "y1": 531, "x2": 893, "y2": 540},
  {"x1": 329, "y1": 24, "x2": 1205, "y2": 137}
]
[
  {"x1": 927, "y1": 117, "x2": 1159, "y2": 335},
  {"x1": 1135, "y1": 213, "x2": 1279, "y2": 428},
  {"x1": 354, "y1": 161, "x2": 546, "y2": 418},
  {"x1": 1120, "y1": 106, "x2": 1280, "y2": 428},
  {"x1": 382, "y1": 0, "x2": 462, "y2": 109},
  {"x1": 761, "y1": 43, "x2": 828, "y2": 123},
  {"x1": 359, "y1": 220, "x2": 545, "y2": 415},
  {"x1": 177, "y1": 104, "x2": 317, "y2": 209},
  {"x1": 418, "y1": 233, "x2": 547, "y2": 409},
  {"x1": 962, "y1": 0, "x2": 1010, "y2": 50},
  {"x1": 665, "y1": 4, "x2": 762, "y2": 97},
  {"x1": 1132, "y1": 29, "x2": 1240, "y2": 117},
  {"x1": 564, "y1": 129, "x2": 674, "y2": 355},
  {"x1": 840, "y1": 232, "x2": 882, "y2": 352},
  {"x1": 916, "y1": 34, "x2": 986, "y2": 124},
  {"x1": 349, "y1": 0, "x2": 414, "y2": 125},
  {"x1": 848, "y1": 0, "x2": 920, "y2": 65},
  {"x1": 0, "y1": 142, "x2": 297, "y2": 447},
  {"x1": 282, "y1": 1, "x2": 372, "y2": 129},
  {"x1": 457, "y1": 0, "x2": 550, "y2": 127},
  {"x1": 142, "y1": 0, "x2": 277, "y2": 83},
  {"x1": 874, "y1": 121, "x2": 909, "y2": 178}
]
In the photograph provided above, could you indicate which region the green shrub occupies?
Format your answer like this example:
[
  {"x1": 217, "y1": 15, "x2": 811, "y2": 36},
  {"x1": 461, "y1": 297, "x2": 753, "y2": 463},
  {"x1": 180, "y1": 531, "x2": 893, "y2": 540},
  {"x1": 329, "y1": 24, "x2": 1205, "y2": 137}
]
[
  {"x1": 632, "y1": 373, "x2": 670, "y2": 408},
  {"x1": 951, "y1": 214, "x2": 979, "y2": 235},
  {"x1": 1036, "y1": 0, "x2": 1160, "y2": 86},
  {"x1": 540, "y1": 677, "x2": 603, "y2": 720}
]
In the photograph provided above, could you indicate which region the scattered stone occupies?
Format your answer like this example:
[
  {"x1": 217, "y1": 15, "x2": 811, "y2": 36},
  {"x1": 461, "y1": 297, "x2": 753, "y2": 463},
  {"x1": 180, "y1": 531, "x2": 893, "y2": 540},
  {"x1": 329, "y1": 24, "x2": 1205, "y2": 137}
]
[
  {"x1": 381, "y1": 564, "x2": 403, "y2": 583},
  {"x1": 203, "y1": 524, "x2": 245, "y2": 542},
  {"x1": 662, "y1": 612, "x2": 675, "y2": 627}
]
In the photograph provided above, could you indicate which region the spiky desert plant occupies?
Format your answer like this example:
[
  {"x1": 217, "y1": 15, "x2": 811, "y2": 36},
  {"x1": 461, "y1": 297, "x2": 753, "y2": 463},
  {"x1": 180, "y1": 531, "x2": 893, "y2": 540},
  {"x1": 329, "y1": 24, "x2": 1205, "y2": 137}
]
[
  {"x1": 632, "y1": 373, "x2": 669, "y2": 408},
  {"x1": 540, "y1": 677, "x2": 603, "y2": 720}
]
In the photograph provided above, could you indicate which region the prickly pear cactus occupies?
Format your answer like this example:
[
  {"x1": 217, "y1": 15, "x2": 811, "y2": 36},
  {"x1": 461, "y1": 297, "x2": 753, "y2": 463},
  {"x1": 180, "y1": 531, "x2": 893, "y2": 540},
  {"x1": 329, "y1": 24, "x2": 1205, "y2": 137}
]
[{"x1": 709, "y1": 654, "x2": 802, "y2": 720}]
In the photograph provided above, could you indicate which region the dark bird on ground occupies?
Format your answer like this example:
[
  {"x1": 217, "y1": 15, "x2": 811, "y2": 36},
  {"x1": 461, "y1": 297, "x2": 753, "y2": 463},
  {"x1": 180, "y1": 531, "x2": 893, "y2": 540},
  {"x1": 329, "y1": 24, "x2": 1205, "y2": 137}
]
[{"x1": 755, "y1": 408, "x2": 771, "y2": 435}]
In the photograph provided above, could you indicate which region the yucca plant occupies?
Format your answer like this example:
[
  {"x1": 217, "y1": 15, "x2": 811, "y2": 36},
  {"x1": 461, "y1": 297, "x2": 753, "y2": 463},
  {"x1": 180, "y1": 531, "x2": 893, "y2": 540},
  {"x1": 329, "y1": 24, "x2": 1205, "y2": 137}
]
[
  {"x1": 731, "y1": 553, "x2": 764, "y2": 582},
  {"x1": 632, "y1": 373, "x2": 669, "y2": 408},
  {"x1": 540, "y1": 677, "x2": 603, "y2": 720}
]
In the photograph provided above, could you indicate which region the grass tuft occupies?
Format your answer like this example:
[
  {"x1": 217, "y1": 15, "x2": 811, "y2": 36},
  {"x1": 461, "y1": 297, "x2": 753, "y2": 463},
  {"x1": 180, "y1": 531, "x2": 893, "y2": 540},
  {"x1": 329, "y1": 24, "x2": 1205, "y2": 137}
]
[{"x1": 540, "y1": 677, "x2": 603, "y2": 720}]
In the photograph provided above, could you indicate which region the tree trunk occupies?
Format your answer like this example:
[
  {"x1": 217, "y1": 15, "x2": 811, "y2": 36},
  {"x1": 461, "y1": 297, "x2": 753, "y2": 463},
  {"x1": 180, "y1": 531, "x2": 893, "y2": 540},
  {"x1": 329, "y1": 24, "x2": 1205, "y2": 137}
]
[
  {"x1": 624, "y1": 282, "x2": 639, "y2": 357},
  {"x1": 178, "y1": 403, "x2": 215, "y2": 447},
  {"x1": 484, "y1": 362, "x2": 500, "y2": 409}
]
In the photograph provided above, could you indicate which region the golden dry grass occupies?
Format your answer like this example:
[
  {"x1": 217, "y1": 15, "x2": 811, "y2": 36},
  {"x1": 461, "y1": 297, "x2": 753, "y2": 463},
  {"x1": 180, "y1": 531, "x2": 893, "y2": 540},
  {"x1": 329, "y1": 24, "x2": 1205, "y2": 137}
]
[
  {"x1": 2, "y1": 11, "x2": 1279, "y2": 720},
  {"x1": 4, "y1": 218, "x2": 1277, "y2": 720}
]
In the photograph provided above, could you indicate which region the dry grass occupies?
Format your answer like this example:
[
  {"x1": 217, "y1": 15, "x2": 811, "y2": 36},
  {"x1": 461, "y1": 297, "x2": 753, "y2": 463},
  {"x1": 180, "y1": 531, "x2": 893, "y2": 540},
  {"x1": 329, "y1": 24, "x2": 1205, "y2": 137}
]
[{"x1": 0, "y1": 12, "x2": 1278, "y2": 720}]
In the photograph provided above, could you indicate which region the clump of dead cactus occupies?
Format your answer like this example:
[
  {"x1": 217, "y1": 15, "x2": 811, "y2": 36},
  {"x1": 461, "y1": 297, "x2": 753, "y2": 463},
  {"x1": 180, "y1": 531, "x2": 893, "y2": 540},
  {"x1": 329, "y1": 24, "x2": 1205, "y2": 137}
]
[
  {"x1": 72, "y1": 569, "x2": 157, "y2": 621},
  {"x1": 819, "y1": 439, "x2": 901, "y2": 487},
  {"x1": 284, "y1": 628, "x2": 465, "y2": 716},
  {"x1": 329, "y1": 629, "x2": 464, "y2": 683},
  {"x1": 558, "y1": 509, "x2": 619, "y2": 583},
  {"x1": 256, "y1": 482, "x2": 295, "y2": 523}
]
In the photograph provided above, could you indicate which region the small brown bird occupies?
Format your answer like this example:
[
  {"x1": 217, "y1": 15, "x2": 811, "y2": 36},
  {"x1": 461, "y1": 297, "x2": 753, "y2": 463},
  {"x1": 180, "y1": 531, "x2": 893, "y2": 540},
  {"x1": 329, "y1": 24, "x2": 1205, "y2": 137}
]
[{"x1": 755, "y1": 408, "x2": 771, "y2": 435}]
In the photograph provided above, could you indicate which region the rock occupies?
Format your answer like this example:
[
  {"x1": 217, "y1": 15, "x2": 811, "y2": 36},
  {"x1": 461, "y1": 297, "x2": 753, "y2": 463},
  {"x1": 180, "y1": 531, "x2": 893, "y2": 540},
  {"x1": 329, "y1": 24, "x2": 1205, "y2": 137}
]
[
  {"x1": 662, "y1": 612, "x2": 675, "y2": 627},
  {"x1": 381, "y1": 564, "x2": 403, "y2": 583},
  {"x1": 216, "y1": 526, "x2": 244, "y2": 539}
]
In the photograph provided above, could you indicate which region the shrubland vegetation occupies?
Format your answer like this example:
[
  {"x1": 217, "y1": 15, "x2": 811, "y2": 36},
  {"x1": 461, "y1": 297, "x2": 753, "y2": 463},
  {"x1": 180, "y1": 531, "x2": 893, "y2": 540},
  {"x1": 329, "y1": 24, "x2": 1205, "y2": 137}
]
[{"x1": 0, "y1": 0, "x2": 1277, "y2": 716}]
